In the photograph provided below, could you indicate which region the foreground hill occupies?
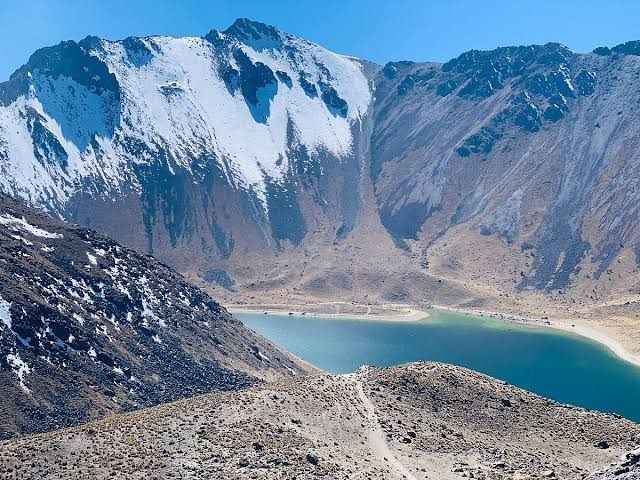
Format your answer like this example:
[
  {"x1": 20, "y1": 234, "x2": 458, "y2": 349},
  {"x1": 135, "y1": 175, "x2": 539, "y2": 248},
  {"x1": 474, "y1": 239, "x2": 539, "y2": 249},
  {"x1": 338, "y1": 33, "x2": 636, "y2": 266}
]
[
  {"x1": 0, "y1": 194, "x2": 303, "y2": 439},
  {"x1": 0, "y1": 362, "x2": 637, "y2": 479}
]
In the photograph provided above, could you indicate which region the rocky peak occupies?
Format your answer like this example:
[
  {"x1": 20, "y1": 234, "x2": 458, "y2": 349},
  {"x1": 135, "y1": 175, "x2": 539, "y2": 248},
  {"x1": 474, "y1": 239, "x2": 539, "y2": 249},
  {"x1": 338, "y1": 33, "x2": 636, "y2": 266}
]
[
  {"x1": 440, "y1": 43, "x2": 574, "y2": 99},
  {"x1": 223, "y1": 18, "x2": 284, "y2": 48},
  {"x1": 609, "y1": 40, "x2": 640, "y2": 56},
  {"x1": 13, "y1": 40, "x2": 119, "y2": 96},
  {"x1": 594, "y1": 39, "x2": 640, "y2": 57},
  {"x1": 0, "y1": 18, "x2": 370, "y2": 254},
  {"x1": 403, "y1": 42, "x2": 590, "y2": 158}
]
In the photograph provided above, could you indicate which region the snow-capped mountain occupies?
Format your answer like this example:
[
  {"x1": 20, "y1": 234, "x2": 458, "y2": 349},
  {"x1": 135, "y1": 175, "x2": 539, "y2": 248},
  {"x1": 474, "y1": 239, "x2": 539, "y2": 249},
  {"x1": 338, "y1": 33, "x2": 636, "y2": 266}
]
[
  {"x1": 2, "y1": 19, "x2": 640, "y2": 323},
  {"x1": 0, "y1": 193, "x2": 302, "y2": 439},
  {"x1": 0, "y1": 18, "x2": 371, "y2": 250}
]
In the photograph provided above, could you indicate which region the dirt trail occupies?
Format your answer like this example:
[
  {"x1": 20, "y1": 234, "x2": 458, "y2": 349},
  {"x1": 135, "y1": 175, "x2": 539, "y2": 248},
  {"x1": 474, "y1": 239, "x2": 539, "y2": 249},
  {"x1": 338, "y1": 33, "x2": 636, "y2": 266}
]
[{"x1": 351, "y1": 375, "x2": 418, "y2": 480}]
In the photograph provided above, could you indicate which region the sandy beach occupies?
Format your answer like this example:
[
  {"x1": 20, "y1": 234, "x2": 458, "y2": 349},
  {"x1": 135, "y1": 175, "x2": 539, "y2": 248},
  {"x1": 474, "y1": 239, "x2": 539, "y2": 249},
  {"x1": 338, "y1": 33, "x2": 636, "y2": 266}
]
[
  {"x1": 228, "y1": 302, "x2": 640, "y2": 369},
  {"x1": 228, "y1": 302, "x2": 430, "y2": 322}
]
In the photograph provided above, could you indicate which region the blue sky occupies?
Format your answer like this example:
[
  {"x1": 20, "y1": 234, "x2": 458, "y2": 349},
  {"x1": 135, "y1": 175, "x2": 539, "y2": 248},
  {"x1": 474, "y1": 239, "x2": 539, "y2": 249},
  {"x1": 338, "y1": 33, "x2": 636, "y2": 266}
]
[{"x1": 1, "y1": 0, "x2": 639, "y2": 80}]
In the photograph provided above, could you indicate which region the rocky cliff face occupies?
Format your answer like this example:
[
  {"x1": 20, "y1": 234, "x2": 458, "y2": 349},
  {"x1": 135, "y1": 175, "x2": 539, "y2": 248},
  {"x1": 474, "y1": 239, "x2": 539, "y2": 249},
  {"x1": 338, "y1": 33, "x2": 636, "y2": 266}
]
[
  {"x1": 0, "y1": 194, "x2": 303, "y2": 439},
  {"x1": 372, "y1": 42, "x2": 640, "y2": 294},
  {"x1": 1, "y1": 20, "x2": 640, "y2": 318}
]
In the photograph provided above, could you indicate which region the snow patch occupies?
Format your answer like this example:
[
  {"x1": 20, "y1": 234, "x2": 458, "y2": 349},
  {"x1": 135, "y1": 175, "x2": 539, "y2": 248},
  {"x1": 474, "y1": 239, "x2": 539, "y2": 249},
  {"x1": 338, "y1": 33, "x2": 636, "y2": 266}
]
[
  {"x1": 0, "y1": 295, "x2": 11, "y2": 330},
  {"x1": 0, "y1": 214, "x2": 63, "y2": 239},
  {"x1": 7, "y1": 353, "x2": 31, "y2": 392},
  {"x1": 86, "y1": 252, "x2": 98, "y2": 266}
]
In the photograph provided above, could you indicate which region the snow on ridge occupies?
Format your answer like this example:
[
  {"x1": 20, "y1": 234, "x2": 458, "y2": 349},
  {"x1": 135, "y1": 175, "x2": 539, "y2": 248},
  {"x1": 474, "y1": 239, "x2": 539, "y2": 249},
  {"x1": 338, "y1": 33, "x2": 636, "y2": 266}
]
[
  {"x1": 0, "y1": 82, "x2": 128, "y2": 213},
  {"x1": 86, "y1": 252, "x2": 98, "y2": 266},
  {"x1": 0, "y1": 99, "x2": 71, "y2": 211},
  {"x1": 0, "y1": 214, "x2": 63, "y2": 239},
  {"x1": 96, "y1": 32, "x2": 371, "y2": 205}
]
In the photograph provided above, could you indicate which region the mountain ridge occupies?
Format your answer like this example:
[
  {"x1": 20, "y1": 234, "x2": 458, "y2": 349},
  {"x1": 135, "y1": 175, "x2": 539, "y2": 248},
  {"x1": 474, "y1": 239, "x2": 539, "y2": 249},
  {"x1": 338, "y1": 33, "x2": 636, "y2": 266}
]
[
  {"x1": 0, "y1": 193, "x2": 304, "y2": 439},
  {"x1": 1, "y1": 19, "x2": 640, "y2": 358}
]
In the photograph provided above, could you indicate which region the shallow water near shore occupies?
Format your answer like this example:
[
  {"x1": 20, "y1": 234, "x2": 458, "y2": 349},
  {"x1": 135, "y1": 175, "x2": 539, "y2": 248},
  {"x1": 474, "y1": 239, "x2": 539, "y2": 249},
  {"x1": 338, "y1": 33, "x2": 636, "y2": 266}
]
[{"x1": 238, "y1": 309, "x2": 640, "y2": 422}]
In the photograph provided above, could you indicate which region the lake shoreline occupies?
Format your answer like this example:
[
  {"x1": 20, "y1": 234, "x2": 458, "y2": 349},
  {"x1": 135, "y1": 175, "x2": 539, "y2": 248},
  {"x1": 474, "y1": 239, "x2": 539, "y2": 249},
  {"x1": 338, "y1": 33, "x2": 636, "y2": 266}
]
[
  {"x1": 228, "y1": 302, "x2": 640, "y2": 369},
  {"x1": 228, "y1": 303, "x2": 429, "y2": 322},
  {"x1": 430, "y1": 304, "x2": 640, "y2": 369}
]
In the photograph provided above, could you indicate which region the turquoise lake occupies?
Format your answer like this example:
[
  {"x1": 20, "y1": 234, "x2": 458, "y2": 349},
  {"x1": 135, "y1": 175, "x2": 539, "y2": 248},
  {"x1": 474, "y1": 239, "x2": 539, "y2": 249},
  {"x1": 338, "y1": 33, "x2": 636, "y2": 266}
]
[{"x1": 237, "y1": 310, "x2": 640, "y2": 423}]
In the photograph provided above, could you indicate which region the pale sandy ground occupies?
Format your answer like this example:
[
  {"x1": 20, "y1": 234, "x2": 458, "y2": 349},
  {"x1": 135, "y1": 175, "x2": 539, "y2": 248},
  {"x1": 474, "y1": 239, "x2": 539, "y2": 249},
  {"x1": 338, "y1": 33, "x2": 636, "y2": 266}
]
[
  {"x1": 228, "y1": 301, "x2": 430, "y2": 322},
  {"x1": 228, "y1": 302, "x2": 640, "y2": 369}
]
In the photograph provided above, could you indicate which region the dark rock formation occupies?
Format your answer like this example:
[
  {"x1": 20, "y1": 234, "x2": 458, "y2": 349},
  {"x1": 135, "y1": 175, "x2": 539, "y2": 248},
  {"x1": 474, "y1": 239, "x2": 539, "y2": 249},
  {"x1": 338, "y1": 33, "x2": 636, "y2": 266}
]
[{"x1": 0, "y1": 194, "x2": 303, "y2": 439}]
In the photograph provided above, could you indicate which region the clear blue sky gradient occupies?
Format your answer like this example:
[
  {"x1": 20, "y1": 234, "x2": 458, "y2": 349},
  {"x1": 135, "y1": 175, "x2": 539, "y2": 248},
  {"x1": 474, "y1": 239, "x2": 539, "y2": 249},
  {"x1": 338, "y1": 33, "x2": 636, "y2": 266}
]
[{"x1": 1, "y1": 0, "x2": 639, "y2": 80}]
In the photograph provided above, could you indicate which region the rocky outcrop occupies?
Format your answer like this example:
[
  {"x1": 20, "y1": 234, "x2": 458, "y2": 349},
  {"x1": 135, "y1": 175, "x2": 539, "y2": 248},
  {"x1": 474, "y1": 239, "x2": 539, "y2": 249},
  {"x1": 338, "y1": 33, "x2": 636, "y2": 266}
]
[{"x1": 586, "y1": 448, "x2": 640, "y2": 479}]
